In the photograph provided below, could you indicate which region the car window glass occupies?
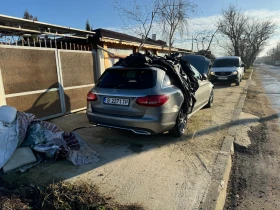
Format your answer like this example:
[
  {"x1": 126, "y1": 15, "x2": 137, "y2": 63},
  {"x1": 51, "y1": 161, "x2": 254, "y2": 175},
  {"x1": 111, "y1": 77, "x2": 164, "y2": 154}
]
[
  {"x1": 162, "y1": 74, "x2": 171, "y2": 87},
  {"x1": 213, "y1": 59, "x2": 239, "y2": 67},
  {"x1": 191, "y1": 65, "x2": 201, "y2": 80},
  {"x1": 96, "y1": 69, "x2": 156, "y2": 89}
]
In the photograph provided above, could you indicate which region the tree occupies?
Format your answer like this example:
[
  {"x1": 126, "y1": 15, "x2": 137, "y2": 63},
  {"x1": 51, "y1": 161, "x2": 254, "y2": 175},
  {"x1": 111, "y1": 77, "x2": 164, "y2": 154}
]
[
  {"x1": 21, "y1": 10, "x2": 38, "y2": 45},
  {"x1": 269, "y1": 43, "x2": 280, "y2": 64},
  {"x1": 240, "y1": 19, "x2": 276, "y2": 67},
  {"x1": 85, "y1": 19, "x2": 92, "y2": 31},
  {"x1": 259, "y1": 44, "x2": 280, "y2": 65},
  {"x1": 158, "y1": 0, "x2": 196, "y2": 54},
  {"x1": 114, "y1": 0, "x2": 196, "y2": 53},
  {"x1": 218, "y1": 5, "x2": 276, "y2": 67},
  {"x1": 217, "y1": 5, "x2": 247, "y2": 56},
  {"x1": 192, "y1": 28, "x2": 219, "y2": 52},
  {"x1": 114, "y1": 0, "x2": 160, "y2": 49},
  {"x1": 23, "y1": 9, "x2": 38, "y2": 21}
]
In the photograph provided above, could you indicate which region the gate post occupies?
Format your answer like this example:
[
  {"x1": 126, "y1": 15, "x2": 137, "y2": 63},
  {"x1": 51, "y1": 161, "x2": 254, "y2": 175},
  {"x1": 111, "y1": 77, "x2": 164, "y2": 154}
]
[
  {"x1": 55, "y1": 49, "x2": 66, "y2": 114},
  {"x1": 0, "y1": 68, "x2": 6, "y2": 106},
  {"x1": 96, "y1": 49, "x2": 105, "y2": 81}
]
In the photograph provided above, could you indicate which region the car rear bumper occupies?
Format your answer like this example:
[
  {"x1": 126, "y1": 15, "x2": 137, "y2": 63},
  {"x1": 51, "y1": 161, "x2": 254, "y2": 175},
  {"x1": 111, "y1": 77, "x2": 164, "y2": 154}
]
[
  {"x1": 86, "y1": 110, "x2": 177, "y2": 135},
  {"x1": 209, "y1": 74, "x2": 239, "y2": 83}
]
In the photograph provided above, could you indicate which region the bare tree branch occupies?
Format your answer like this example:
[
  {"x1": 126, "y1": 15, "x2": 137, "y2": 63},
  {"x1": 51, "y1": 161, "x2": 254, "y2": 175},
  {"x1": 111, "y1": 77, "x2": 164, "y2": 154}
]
[
  {"x1": 114, "y1": 0, "x2": 160, "y2": 50},
  {"x1": 240, "y1": 18, "x2": 276, "y2": 66},
  {"x1": 217, "y1": 5, "x2": 276, "y2": 67},
  {"x1": 217, "y1": 5, "x2": 248, "y2": 56},
  {"x1": 158, "y1": 0, "x2": 196, "y2": 54}
]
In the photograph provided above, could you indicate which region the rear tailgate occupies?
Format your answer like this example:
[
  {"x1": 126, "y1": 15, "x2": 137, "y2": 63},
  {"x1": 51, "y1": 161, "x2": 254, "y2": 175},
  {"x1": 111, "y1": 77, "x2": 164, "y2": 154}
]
[{"x1": 89, "y1": 68, "x2": 156, "y2": 118}]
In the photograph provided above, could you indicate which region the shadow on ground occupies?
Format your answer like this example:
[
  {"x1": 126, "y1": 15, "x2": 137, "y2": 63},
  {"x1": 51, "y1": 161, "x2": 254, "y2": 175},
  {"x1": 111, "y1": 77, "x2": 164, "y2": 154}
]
[
  {"x1": 7, "y1": 108, "x2": 278, "y2": 187},
  {"x1": 213, "y1": 82, "x2": 242, "y2": 89}
]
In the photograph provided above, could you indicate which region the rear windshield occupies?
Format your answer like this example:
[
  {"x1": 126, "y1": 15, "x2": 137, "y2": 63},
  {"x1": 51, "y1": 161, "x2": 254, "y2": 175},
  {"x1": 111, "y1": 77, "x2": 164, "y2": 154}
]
[
  {"x1": 96, "y1": 69, "x2": 156, "y2": 89},
  {"x1": 213, "y1": 59, "x2": 239, "y2": 67}
]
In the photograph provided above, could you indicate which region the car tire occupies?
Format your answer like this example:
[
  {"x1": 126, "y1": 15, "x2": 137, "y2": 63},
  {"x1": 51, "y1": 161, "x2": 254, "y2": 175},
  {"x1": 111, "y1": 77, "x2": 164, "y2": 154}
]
[
  {"x1": 236, "y1": 76, "x2": 241, "y2": 86},
  {"x1": 170, "y1": 107, "x2": 188, "y2": 137},
  {"x1": 205, "y1": 90, "x2": 214, "y2": 108}
]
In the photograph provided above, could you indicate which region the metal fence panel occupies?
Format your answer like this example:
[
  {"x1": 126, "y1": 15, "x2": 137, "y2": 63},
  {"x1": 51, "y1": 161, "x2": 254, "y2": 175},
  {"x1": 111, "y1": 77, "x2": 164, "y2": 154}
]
[
  {"x1": 0, "y1": 45, "x2": 64, "y2": 119},
  {"x1": 58, "y1": 50, "x2": 96, "y2": 113},
  {"x1": 0, "y1": 46, "x2": 98, "y2": 119},
  {"x1": 0, "y1": 47, "x2": 58, "y2": 94}
]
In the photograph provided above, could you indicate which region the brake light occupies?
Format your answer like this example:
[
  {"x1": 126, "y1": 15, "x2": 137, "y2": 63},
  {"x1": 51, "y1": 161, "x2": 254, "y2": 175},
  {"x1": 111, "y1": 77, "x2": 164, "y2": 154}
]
[
  {"x1": 136, "y1": 95, "x2": 169, "y2": 107},
  {"x1": 87, "y1": 92, "x2": 98, "y2": 101}
]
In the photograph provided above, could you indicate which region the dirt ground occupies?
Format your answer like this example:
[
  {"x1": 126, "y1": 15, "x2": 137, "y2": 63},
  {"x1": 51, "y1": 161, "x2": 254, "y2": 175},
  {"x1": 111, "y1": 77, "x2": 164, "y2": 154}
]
[
  {"x1": 1, "y1": 80, "x2": 246, "y2": 210},
  {"x1": 225, "y1": 65, "x2": 280, "y2": 209}
]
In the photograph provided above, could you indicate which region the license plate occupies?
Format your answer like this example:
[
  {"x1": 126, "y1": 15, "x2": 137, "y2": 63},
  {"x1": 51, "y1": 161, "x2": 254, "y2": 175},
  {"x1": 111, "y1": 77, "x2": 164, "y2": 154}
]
[
  {"x1": 104, "y1": 97, "x2": 130, "y2": 106},
  {"x1": 218, "y1": 77, "x2": 228, "y2": 80}
]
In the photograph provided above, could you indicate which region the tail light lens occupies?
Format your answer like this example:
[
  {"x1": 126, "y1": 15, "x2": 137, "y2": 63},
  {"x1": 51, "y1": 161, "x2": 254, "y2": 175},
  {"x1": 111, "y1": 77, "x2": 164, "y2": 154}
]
[
  {"x1": 87, "y1": 92, "x2": 98, "y2": 101},
  {"x1": 136, "y1": 95, "x2": 169, "y2": 107}
]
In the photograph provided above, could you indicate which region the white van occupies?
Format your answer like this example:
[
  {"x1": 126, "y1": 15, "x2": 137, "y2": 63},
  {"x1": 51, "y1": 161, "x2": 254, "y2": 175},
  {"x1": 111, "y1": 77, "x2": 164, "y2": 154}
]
[{"x1": 209, "y1": 56, "x2": 245, "y2": 86}]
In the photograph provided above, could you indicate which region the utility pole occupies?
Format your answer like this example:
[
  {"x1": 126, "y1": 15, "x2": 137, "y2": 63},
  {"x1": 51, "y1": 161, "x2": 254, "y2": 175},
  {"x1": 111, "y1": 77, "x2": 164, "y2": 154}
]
[{"x1": 191, "y1": 36, "x2": 193, "y2": 52}]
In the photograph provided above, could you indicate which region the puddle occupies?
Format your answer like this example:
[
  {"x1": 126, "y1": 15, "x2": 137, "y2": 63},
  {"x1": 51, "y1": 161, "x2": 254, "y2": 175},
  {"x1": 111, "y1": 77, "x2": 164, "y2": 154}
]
[{"x1": 259, "y1": 67, "x2": 280, "y2": 122}]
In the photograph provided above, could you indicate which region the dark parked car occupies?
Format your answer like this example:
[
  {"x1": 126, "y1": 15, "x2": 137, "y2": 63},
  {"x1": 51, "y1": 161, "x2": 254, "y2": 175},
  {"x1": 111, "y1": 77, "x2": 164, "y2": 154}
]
[{"x1": 181, "y1": 54, "x2": 212, "y2": 76}]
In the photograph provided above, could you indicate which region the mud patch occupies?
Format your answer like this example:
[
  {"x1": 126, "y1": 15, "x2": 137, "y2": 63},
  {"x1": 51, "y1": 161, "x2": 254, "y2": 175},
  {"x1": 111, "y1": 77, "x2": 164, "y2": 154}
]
[
  {"x1": 233, "y1": 143, "x2": 251, "y2": 154},
  {"x1": 225, "y1": 123, "x2": 267, "y2": 209},
  {"x1": 0, "y1": 175, "x2": 143, "y2": 210}
]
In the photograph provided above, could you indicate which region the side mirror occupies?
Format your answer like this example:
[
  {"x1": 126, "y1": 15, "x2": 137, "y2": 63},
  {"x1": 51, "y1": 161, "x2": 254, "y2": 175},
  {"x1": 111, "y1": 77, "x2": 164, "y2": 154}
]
[
  {"x1": 241, "y1": 64, "x2": 246, "y2": 68},
  {"x1": 202, "y1": 73, "x2": 208, "y2": 80},
  {"x1": 209, "y1": 64, "x2": 212, "y2": 68}
]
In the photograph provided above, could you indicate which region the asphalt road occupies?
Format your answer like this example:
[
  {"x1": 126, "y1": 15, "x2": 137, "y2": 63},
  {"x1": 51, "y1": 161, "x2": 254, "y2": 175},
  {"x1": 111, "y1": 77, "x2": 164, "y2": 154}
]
[
  {"x1": 8, "y1": 79, "x2": 246, "y2": 210},
  {"x1": 225, "y1": 64, "x2": 280, "y2": 209}
]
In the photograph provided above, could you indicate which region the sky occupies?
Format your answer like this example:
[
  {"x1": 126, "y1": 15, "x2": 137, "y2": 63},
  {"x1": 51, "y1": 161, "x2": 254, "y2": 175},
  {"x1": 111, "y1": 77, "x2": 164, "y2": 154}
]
[{"x1": 0, "y1": 0, "x2": 280, "y2": 56}]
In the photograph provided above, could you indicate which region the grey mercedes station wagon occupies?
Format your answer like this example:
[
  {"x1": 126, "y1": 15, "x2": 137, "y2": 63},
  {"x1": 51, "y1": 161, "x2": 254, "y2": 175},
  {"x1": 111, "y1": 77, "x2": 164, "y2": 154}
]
[{"x1": 86, "y1": 65, "x2": 213, "y2": 136}]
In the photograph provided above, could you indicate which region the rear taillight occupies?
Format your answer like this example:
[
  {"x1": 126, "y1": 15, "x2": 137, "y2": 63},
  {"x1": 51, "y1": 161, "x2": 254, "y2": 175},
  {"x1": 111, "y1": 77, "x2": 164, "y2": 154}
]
[
  {"x1": 87, "y1": 92, "x2": 98, "y2": 101},
  {"x1": 136, "y1": 95, "x2": 169, "y2": 107}
]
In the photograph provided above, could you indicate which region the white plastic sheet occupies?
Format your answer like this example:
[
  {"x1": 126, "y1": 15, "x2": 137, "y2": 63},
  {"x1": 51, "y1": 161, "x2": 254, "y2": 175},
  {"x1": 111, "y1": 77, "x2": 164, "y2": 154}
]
[
  {"x1": 0, "y1": 105, "x2": 100, "y2": 171},
  {"x1": 0, "y1": 106, "x2": 18, "y2": 169}
]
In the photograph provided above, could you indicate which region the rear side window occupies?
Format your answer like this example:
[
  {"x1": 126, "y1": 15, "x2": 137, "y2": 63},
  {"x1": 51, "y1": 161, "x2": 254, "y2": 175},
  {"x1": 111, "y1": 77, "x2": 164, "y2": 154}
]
[
  {"x1": 213, "y1": 59, "x2": 239, "y2": 67},
  {"x1": 96, "y1": 69, "x2": 156, "y2": 89}
]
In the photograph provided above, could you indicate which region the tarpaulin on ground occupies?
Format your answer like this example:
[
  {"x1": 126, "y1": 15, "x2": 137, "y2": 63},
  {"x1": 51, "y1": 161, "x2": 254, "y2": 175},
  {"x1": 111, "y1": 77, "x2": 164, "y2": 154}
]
[{"x1": 0, "y1": 105, "x2": 100, "y2": 171}]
